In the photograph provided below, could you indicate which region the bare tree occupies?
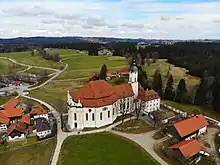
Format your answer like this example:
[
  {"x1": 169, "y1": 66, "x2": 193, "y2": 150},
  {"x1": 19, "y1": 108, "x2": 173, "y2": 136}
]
[{"x1": 134, "y1": 100, "x2": 144, "y2": 120}]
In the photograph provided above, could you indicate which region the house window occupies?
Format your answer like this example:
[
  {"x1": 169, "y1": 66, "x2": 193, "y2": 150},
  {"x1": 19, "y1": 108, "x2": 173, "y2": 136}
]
[
  {"x1": 92, "y1": 113, "x2": 95, "y2": 121},
  {"x1": 74, "y1": 113, "x2": 77, "y2": 120},
  {"x1": 100, "y1": 112, "x2": 102, "y2": 120},
  {"x1": 86, "y1": 113, "x2": 88, "y2": 121},
  {"x1": 89, "y1": 109, "x2": 92, "y2": 113},
  {"x1": 108, "y1": 111, "x2": 110, "y2": 118},
  {"x1": 113, "y1": 108, "x2": 115, "y2": 115}
]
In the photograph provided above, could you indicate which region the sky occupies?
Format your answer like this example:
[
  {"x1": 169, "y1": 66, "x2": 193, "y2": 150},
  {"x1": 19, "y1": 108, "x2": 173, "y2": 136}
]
[{"x1": 0, "y1": 0, "x2": 220, "y2": 39}]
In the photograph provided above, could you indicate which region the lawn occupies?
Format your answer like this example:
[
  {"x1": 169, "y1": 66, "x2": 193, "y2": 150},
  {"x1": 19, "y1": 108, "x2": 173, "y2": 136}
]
[
  {"x1": 115, "y1": 119, "x2": 154, "y2": 134},
  {"x1": 0, "y1": 137, "x2": 38, "y2": 153},
  {"x1": 58, "y1": 133, "x2": 160, "y2": 165},
  {"x1": 0, "y1": 51, "x2": 62, "y2": 69},
  {"x1": 0, "y1": 138, "x2": 55, "y2": 165},
  {"x1": 143, "y1": 59, "x2": 200, "y2": 88},
  {"x1": 29, "y1": 79, "x2": 87, "y2": 112},
  {"x1": 0, "y1": 96, "x2": 14, "y2": 105},
  {"x1": 161, "y1": 100, "x2": 220, "y2": 121},
  {"x1": 0, "y1": 59, "x2": 26, "y2": 75},
  {"x1": 25, "y1": 68, "x2": 54, "y2": 75},
  {"x1": 57, "y1": 55, "x2": 128, "y2": 80}
]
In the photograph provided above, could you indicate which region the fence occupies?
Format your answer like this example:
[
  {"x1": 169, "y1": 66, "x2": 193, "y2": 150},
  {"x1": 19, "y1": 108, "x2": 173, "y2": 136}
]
[{"x1": 161, "y1": 103, "x2": 220, "y2": 126}]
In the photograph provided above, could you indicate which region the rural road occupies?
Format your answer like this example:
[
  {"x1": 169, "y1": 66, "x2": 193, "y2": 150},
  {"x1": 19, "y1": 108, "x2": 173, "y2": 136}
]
[{"x1": 0, "y1": 57, "x2": 68, "y2": 91}]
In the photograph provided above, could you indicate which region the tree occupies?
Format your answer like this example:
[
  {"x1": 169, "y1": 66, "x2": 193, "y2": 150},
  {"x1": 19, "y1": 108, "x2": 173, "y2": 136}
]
[
  {"x1": 31, "y1": 50, "x2": 35, "y2": 56},
  {"x1": 194, "y1": 70, "x2": 208, "y2": 105},
  {"x1": 153, "y1": 69, "x2": 163, "y2": 97},
  {"x1": 138, "y1": 67, "x2": 148, "y2": 90},
  {"x1": 99, "y1": 64, "x2": 108, "y2": 80},
  {"x1": 175, "y1": 79, "x2": 187, "y2": 103},
  {"x1": 164, "y1": 74, "x2": 175, "y2": 100},
  {"x1": 152, "y1": 52, "x2": 159, "y2": 63},
  {"x1": 213, "y1": 73, "x2": 220, "y2": 112}
]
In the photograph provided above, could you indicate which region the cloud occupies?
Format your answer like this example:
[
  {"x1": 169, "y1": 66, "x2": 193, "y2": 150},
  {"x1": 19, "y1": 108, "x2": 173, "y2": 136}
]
[{"x1": 0, "y1": 0, "x2": 220, "y2": 39}]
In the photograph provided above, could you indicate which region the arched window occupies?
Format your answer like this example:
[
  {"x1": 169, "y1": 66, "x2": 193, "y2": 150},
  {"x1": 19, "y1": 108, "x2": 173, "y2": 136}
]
[
  {"x1": 92, "y1": 113, "x2": 95, "y2": 121},
  {"x1": 74, "y1": 123, "x2": 77, "y2": 128},
  {"x1": 86, "y1": 113, "x2": 88, "y2": 121},
  {"x1": 100, "y1": 112, "x2": 102, "y2": 120}
]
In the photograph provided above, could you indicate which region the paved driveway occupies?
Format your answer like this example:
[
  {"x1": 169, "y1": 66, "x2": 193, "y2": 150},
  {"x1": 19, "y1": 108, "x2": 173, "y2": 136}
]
[{"x1": 109, "y1": 130, "x2": 169, "y2": 165}]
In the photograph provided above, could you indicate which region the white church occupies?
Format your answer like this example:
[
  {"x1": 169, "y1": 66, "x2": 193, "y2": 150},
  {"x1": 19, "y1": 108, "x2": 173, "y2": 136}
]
[{"x1": 67, "y1": 60, "x2": 160, "y2": 130}]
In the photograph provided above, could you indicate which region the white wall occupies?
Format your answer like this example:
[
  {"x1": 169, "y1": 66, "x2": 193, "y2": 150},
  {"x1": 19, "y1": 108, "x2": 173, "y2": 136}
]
[
  {"x1": 8, "y1": 133, "x2": 25, "y2": 141},
  {"x1": 141, "y1": 98, "x2": 160, "y2": 114},
  {"x1": 34, "y1": 114, "x2": 48, "y2": 120},
  {"x1": 198, "y1": 126, "x2": 207, "y2": 135},
  {"x1": 0, "y1": 124, "x2": 7, "y2": 132},
  {"x1": 68, "y1": 96, "x2": 134, "y2": 130},
  {"x1": 37, "y1": 130, "x2": 52, "y2": 138}
]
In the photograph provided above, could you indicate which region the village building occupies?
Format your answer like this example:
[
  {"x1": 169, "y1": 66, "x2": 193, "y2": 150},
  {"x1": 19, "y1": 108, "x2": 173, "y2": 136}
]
[
  {"x1": 168, "y1": 139, "x2": 202, "y2": 164},
  {"x1": 0, "y1": 111, "x2": 10, "y2": 132},
  {"x1": 67, "y1": 60, "x2": 160, "y2": 130},
  {"x1": 7, "y1": 121, "x2": 26, "y2": 141},
  {"x1": 167, "y1": 114, "x2": 209, "y2": 141},
  {"x1": 30, "y1": 105, "x2": 49, "y2": 120},
  {"x1": 35, "y1": 118, "x2": 52, "y2": 139},
  {"x1": 20, "y1": 114, "x2": 31, "y2": 128}
]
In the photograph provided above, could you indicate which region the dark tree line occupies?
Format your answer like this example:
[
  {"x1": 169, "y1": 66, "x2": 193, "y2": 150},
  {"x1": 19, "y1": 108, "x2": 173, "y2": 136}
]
[{"x1": 38, "y1": 48, "x2": 60, "y2": 62}]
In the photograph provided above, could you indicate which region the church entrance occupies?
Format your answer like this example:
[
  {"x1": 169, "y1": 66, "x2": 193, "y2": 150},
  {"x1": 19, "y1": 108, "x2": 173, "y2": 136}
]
[{"x1": 74, "y1": 122, "x2": 77, "y2": 128}]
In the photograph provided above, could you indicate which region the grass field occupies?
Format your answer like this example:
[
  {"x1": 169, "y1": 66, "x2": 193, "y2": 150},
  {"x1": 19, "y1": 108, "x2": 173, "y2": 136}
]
[
  {"x1": 0, "y1": 96, "x2": 14, "y2": 105},
  {"x1": 0, "y1": 51, "x2": 62, "y2": 69},
  {"x1": 25, "y1": 68, "x2": 54, "y2": 75},
  {"x1": 58, "y1": 133, "x2": 159, "y2": 165},
  {"x1": 144, "y1": 59, "x2": 200, "y2": 88},
  {"x1": 0, "y1": 59, "x2": 26, "y2": 75},
  {"x1": 161, "y1": 100, "x2": 220, "y2": 120},
  {"x1": 57, "y1": 55, "x2": 128, "y2": 80},
  {"x1": 0, "y1": 138, "x2": 55, "y2": 165},
  {"x1": 29, "y1": 79, "x2": 87, "y2": 112}
]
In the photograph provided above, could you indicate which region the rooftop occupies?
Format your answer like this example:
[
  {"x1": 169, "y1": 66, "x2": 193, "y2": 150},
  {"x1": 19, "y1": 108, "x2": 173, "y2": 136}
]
[
  {"x1": 3, "y1": 97, "x2": 19, "y2": 110},
  {"x1": 169, "y1": 140, "x2": 202, "y2": 159},
  {"x1": 172, "y1": 114, "x2": 209, "y2": 137}
]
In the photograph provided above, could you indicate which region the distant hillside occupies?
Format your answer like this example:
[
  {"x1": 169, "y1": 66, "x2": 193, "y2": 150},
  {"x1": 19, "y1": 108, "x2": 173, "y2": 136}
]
[{"x1": 0, "y1": 36, "x2": 220, "y2": 45}]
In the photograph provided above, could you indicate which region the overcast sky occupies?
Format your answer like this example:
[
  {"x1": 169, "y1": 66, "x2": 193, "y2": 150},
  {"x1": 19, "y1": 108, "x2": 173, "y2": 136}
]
[{"x1": 0, "y1": 0, "x2": 220, "y2": 39}]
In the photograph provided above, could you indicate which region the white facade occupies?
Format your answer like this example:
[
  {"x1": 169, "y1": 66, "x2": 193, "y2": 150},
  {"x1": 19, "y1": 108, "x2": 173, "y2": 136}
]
[
  {"x1": 140, "y1": 98, "x2": 160, "y2": 114},
  {"x1": 0, "y1": 124, "x2": 7, "y2": 132},
  {"x1": 68, "y1": 94, "x2": 134, "y2": 130},
  {"x1": 8, "y1": 133, "x2": 25, "y2": 141},
  {"x1": 68, "y1": 62, "x2": 160, "y2": 130},
  {"x1": 33, "y1": 114, "x2": 48, "y2": 120},
  {"x1": 36, "y1": 130, "x2": 52, "y2": 139}
]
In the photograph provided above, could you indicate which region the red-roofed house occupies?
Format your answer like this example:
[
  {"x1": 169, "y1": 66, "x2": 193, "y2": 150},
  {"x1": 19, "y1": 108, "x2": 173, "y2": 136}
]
[
  {"x1": 167, "y1": 114, "x2": 209, "y2": 141},
  {"x1": 67, "y1": 59, "x2": 161, "y2": 130},
  {"x1": 30, "y1": 105, "x2": 48, "y2": 120},
  {"x1": 168, "y1": 140, "x2": 202, "y2": 164},
  {"x1": 3, "y1": 98, "x2": 19, "y2": 110},
  {"x1": 0, "y1": 111, "x2": 10, "y2": 132},
  {"x1": 7, "y1": 121, "x2": 26, "y2": 141},
  {"x1": 20, "y1": 115, "x2": 31, "y2": 128}
]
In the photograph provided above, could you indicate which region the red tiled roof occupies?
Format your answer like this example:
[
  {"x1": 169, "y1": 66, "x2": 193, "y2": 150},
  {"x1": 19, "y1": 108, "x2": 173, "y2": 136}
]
[
  {"x1": 20, "y1": 115, "x2": 31, "y2": 125},
  {"x1": 0, "y1": 111, "x2": 9, "y2": 125},
  {"x1": 138, "y1": 86, "x2": 160, "y2": 101},
  {"x1": 3, "y1": 98, "x2": 19, "y2": 109},
  {"x1": 114, "y1": 84, "x2": 134, "y2": 99},
  {"x1": 30, "y1": 105, "x2": 48, "y2": 115},
  {"x1": 119, "y1": 71, "x2": 129, "y2": 75},
  {"x1": 7, "y1": 121, "x2": 26, "y2": 135},
  {"x1": 106, "y1": 73, "x2": 112, "y2": 77},
  {"x1": 173, "y1": 114, "x2": 208, "y2": 137},
  {"x1": 71, "y1": 80, "x2": 134, "y2": 107},
  {"x1": 1, "y1": 108, "x2": 23, "y2": 118},
  {"x1": 169, "y1": 140, "x2": 202, "y2": 159}
]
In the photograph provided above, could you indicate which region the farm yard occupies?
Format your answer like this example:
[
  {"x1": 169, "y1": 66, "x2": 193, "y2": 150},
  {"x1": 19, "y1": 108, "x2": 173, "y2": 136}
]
[{"x1": 57, "y1": 133, "x2": 159, "y2": 165}]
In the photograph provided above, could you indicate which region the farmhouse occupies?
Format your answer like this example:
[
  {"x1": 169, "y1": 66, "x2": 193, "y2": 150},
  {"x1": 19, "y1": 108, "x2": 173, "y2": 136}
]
[
  {"x1": 67, "y1": 60, "x2": 160, "y2": 130},
  {"x1": 30, "y1": 105, "x2": 49, "y2": 120},
  {"x1": 7, "y1": 121, "x2": 26, "y2": 141},
  {"x1": 167, "y1": 114, "x2": 208, "y2": 141},
  {"x1": 35, "y1": 118, "x2": 52, "y2": 139},
  {"x1": 168, "y1": 139, "x2": 202, "y2": 164}
]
